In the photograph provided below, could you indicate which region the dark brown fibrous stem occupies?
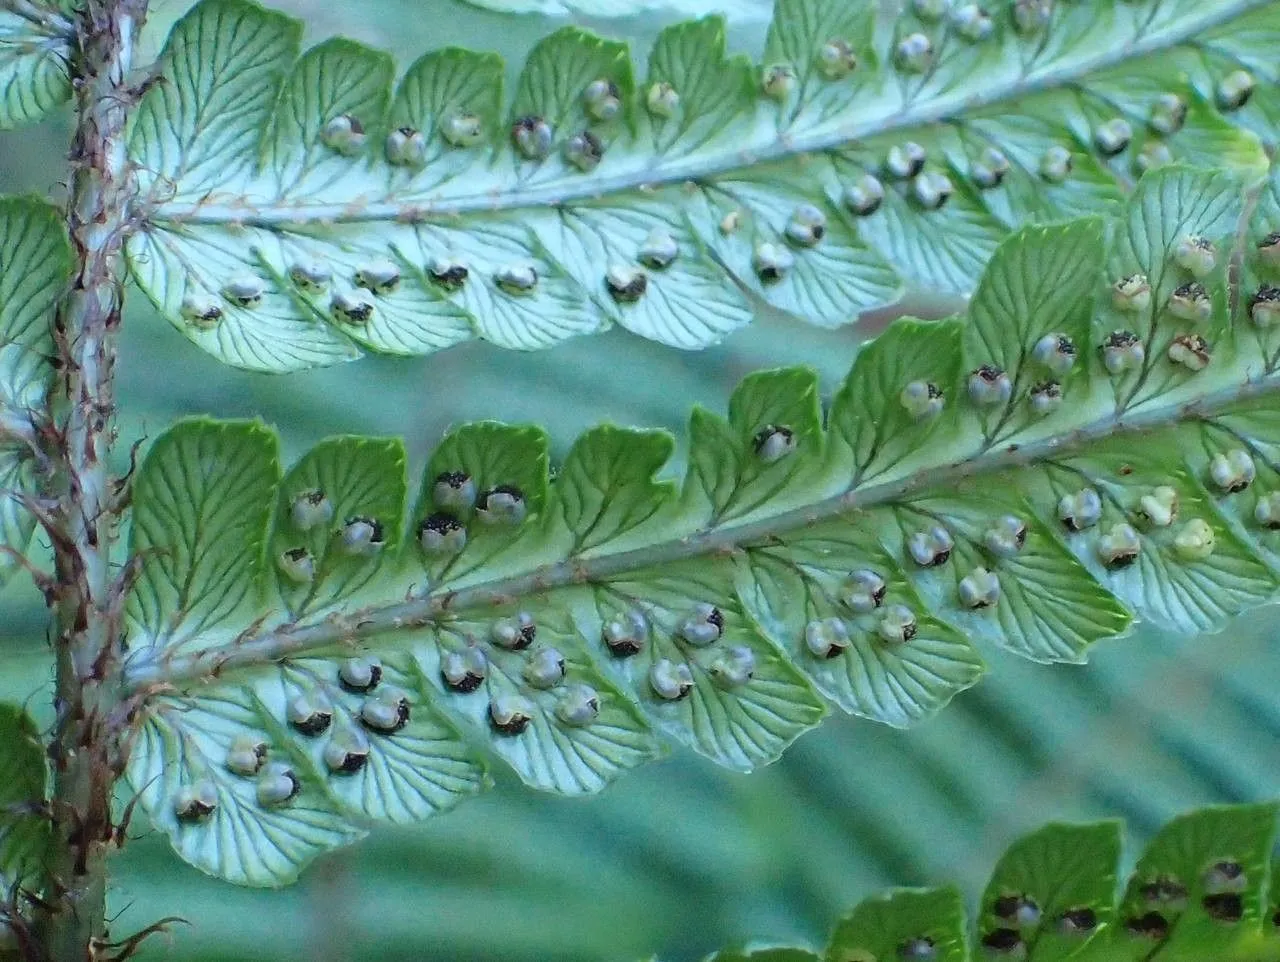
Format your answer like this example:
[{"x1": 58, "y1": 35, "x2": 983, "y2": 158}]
[{"x1": 36, "y1": 1, "x2": 148, "y2": 960}]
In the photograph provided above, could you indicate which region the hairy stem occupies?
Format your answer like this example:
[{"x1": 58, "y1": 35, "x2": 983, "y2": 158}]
[
  {"x1": 122, "y1": 370, "x2": 1280, "y2": 693},
  {"x1": 38, "y1": 2, "x2": 146, "y2": 959}
]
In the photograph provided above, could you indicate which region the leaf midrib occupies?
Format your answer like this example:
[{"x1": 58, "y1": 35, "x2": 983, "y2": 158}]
[
  {"x1": 146, "y1": 0, "x2": 1266, "y2": 227},
  {"x1": 122, "y1": 367, "x2": 1280, "y2": 693}
]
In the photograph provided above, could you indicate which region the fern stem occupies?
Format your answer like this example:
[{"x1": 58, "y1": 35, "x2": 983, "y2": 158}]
[
  {"x1": 123, "y1": 369, "x2": 1279, "y2": 692},
  {"x1": 38, "y1": 2, "x2": 147, "y2": 958},
  {"x1": 147, "y1": 0, "x2": 1267, "y2": 227}
]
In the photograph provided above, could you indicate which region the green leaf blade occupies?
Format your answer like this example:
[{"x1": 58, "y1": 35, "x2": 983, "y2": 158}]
[
  {"x1": 0, "y1": 5, "x2": 72, "y2": 129},
  {"x1": 129, "y1": 0, "x2": 1280, "y2": 370}
]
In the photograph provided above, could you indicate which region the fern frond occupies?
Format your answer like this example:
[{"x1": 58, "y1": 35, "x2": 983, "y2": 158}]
[
  {"x1": 116, "y1": 165, "x2": 1280, "y2": 884},
  {"x1": 675, "y1": 803, "x2": 1280, "y2": 962},
  {"x1": 129, "y1": 0, "x2": 1278, "y2": 371},
  {"x1": 0, "y1": 196, "x2": 72, "y2": 585},
  {"x1": 0, "y1": 1, "x2": 74, "y2": 128}
]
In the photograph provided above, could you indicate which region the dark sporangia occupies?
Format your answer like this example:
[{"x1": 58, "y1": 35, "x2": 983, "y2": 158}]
[
  {"x1": 360, "y1": 691, "x2": 411, "y2": 733},
  {"x1": 984, "y1": 515, "x2": 1027, "y2": 556},
  {"x1": 1102, "y1": 329, "x2": 1145, "y2": 374},
  {"x1": 433, "y1": 470, "x2": 477, "y2": 512},
  {"x1": 320, "y1": 113, "x2": 365, "y2": 154},
  {"x1": 605, "y1": 265, "x2": 648, "y2": 303},
  {"x1": 341, "y1": 515, "x2": 385, "y2": 555},
  {"x1": 784, "y1": 204, "x2": 826, "y2": 247},
  {"x1": 554, "y1": 684, "x2": 601, "y2": 726},
  {"x1": 512, "y1": 115, "x2": 553, "y2": 159},
  {"x1": 1028, "y1": 380, "x2": 1063, "y2": 417},
  {"x1": 1168, "y1": 333, "x2": 1211, "y2": 372},
  {"x1": 353, "y1": 259, "x2": 401, "y2": 294},
  {"x1": 582, "y1": 79, "x2": 621, "y2": 122},
  {"x1": 1167, "y1": 282, "x2": 1212, "y2": 324},
  {"x1": 221, "y1": 275, "x2": 264, "y2": 308},
  {"x1": 992, "y1": 894, "x2": 1040, "y2": 926},
  {"x1": 476, "y1": 484, "x2": 527, "y2": 524},
  {"x1": 1209, "y1": 449, "x2": 1256, "y2": 493},
  {"x1": 491, "y1": 612, "x2": 537, "y2": 650},
  {"x1": 841, "y1": 569, "x2": 886, "y2": 612},
  {"x1": 1204, "y1": 860, "x2": 1245, "y2": 891},
  {"x1": 385, "y1": 126, "x2": 427, "y2": 167},
  {"x1": 679, "y1": 603, "x2": 724, "y2": 646},
  {"x1": 649, "y1": 659, "x2": 694, "y2": 700},
  {"x1": 488, "y1": 695, "x2": 533, "y2": 735},
  {"x1": 1250, "y1": 286, "x2": 1280, "y2": 327},
  {"x1": 1139, "y1": 875, "x2": 1188, "y2": 905},
  {"x1": 844, "y1": 174, "x2": 884, "y2": 215},
  {"x1": 1093, "y1": 118, "x2": 1133, "y2": 156},
  {"x1": 907, "y1": 525, "x2": 953, "y2": 567},
  {"x1": 180, "y1": 294, "x2": 223, "y2": 328},
  {"x1": 256, "y1": 763, "x2": 302, "y2": 806},
  {"x1": 173, "y1": 781, "x2": 218, "y2": 822},
  {"x1": 563, "y1": 130, "x2": 604, "y2": 171},
  {"x1": 637, "y1": 228, "x2": 678, "y2": 269},
  {"x1": 418, "y1": 512, "x2": 467, "y2": 555},
  {"x1": 1097, "y1": 523, "x2": 1141, "y2": 568},
  {"x1": 900, "y1": 380, "x2": 944, "y2": 420},
  {"x1": 603, "y1": 609, "x2": 648, "y2": 657},
  {"x1": 1057, "y1": 488, "x2": 1102, "y2": 532},
  {"x1": 1125, "y1": 911, "x2": 1169, "y2": 939},
  {"x1": 428, "y1": 258, "x2": 469, "y2": 290},
  {"x1": 1255, "y1": 493, "x2": 1280, "y2": 529},
  {"x1": 968, "y1": 365, "x2": 1012, "y2": 406},
  {"x1": 323, "y1": 730, "x2": 371, "y2": 775},
  {"x1": 752, "y1": 424, "x2": 795, "y2": 463},
  {"x1": 1057, "y1": 907, "x2": 1097, "y2": 934},
  {"x1": 277, "y1": 546, "x2": 315, "y2": 584},
  {"x1": 338, "y1": 657, "x2": 382, "y2": 694},
  {"x1": 288, "y1": 258, "x2": 331, "y2": 292},
  {"x1": 1259, "y1": 231, "x2": 1280, "y2": 266},
  {"x1": 441, "y1": 648, "x2": 487, "y2": 693},
  {"x1": 1032, "y1": 333, "x2": 1077, "y2": 374},
  {"x1": 980, "y1": 929, "x2": 1022, "y2": 954},
  {"x1": 225, "y1": 736, "x2": 268, "y2": 776},
  {"x1": 1148, "y1": 92, "x2": 1187, "y2": 134},
  {"x1": 1202, "y1": 892, "x2": 1244, "y2": 922},
  {"x1": 287, "y1": 694, "x2": 332, "y2": 736},
  {"x1": 885, "y1": 141, "x2": 926, "y2": 179},
  {"x1": 805, "y1": 618, "x2": 851, "y2": 658},
  {"x1": 753, "y1": 241, "x2": 794, "y2": 282},
  {"x1": 330, "y1": 290, "x2": 375, "y2": 324},
  {"x1": 1216, "y1": 69, "x2": 1255, "y2": 110},
  {"x1": 290, "y1": 488, "x2": 333, "y2": 530},
  {"x1": 877, "y1": 604, "x2": 918, "y2": 644},
  {"x1": 522, "y1": 647, "x2": 567, "y2": 690}
]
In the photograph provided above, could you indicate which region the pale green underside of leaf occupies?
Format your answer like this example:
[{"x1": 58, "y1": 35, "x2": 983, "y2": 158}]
[
  {"x1": 670, "y1": 803, "x2": 1280, "y2": 962},
  {"x1": 0, "y1": 703, "x2": 48, "y2": 888},
  {"x1": 0, "y1": 3, "x2": 72, "y2": 129},
  {"x1": 127, "y1": 0, "x2": 1278, "y2": 371},
  {"x1": 121, "y1": 166, "x2": 1280, "y2": 884},
  {"x1": 0, "y1": 196, "x2": 73, "y2": 585}
]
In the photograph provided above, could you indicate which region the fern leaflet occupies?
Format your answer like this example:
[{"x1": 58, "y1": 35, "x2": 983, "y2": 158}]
[
  {"x1": 114, "y1": 165, "x2": 1280, "y2": 884},
  {"x1": 128, "y1": 0, "x2": 1279, "y2": 370}
]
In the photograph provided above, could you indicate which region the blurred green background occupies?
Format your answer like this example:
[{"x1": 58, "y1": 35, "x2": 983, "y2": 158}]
[{"x1": 1, "y1": 0, "x2": 1278, "y2": 959}]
